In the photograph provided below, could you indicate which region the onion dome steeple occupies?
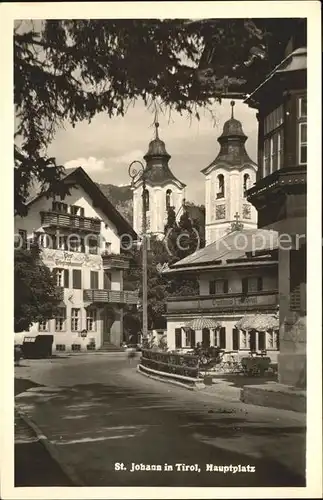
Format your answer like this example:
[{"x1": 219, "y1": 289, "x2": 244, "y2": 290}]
[
  {"x1": 202, "y1": 101, "x2": 256, "y2": 173},
  {"x1": 142, "y1": 119, "x2": 185, "y2": 188}
]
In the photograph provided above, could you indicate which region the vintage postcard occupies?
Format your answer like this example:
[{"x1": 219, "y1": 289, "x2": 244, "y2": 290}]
[{"x1": 1, "y1": 1, "x2": 322, "y2": 499}]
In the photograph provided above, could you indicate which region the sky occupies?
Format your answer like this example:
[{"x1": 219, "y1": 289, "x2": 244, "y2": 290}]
[{"x1": 47, "y1": 98, "x2": 258, "y2": 205}]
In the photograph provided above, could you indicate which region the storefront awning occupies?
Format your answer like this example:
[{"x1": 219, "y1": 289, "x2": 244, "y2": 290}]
[
  {"x1": 235, "y1": 314, "x2": 279, "y2": 332},
  {"x1": 184, "y1": 317, "x2": 221, "y2": 330}
]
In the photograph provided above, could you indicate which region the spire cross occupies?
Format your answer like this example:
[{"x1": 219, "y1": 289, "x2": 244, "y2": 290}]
[{"x1": 230, "y1": 100, "x2": 235, "y2": 119}]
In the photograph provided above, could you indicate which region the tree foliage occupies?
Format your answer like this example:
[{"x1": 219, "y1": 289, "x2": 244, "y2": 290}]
[
  {"x1": 14, "y1": 244, "x2": 62, "y2": 332},
  {"x1": 14, "y1": 18, "x2": 301, "y2": 215}
]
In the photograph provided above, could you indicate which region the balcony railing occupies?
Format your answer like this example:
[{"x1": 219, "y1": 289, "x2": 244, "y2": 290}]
[
  {"x1": 40, "y1": 211, "x2": 101, "y2": 233},
  {"x1": 166, "y1": 290, "x2": 278, "y2": 314},
  {"x1": 102, "y1": 253, "x2": 130, "y2": 270},
  {"x1": 83, "y1": 289, "x2": 139, "y2": 305}
]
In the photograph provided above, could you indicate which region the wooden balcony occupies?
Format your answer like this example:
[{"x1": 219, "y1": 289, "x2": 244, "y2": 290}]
[
  {"x1": 40, "y1": 211, "x2": 101, "y2": 233},
  {"x1": 102, "y1": 253, "x2": 130, "y2": 270},
  {"x1": 83, "y1": 289, "x2": 139, "y2": 305},
  {"x1": 166, "y1": 290, "x2": 278, "y2": 315}
]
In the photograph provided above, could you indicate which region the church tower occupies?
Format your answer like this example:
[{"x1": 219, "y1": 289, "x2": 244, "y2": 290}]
[
  {"x1": 132, "y1": 121, "x2": 186, "y2": 239},
  {"x1": 202, "y1": 101, "x2": 258, "y2": 245}
]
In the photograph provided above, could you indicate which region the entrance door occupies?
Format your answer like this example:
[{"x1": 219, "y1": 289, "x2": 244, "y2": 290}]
[
  {"x1": 202, "y1": 328, "x2": 210, "y2": 347},
  {"x1": 102, "y1": 308, "x2": 115, "y2": 344},
  {"x1": 249, "y1": 330, "x2": 257, "y2": 352}
]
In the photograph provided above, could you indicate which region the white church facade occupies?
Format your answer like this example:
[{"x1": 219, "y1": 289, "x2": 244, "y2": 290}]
[{"x1": 203, "y1": 102, "x2": 258, "y2": 245}]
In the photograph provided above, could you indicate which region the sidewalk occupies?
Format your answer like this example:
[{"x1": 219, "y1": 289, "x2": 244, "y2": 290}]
[{"x1": 14, "y1": 410, "x2": 73, "y2": 486}]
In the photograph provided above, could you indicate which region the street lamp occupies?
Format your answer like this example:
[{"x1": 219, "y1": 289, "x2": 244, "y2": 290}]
[{"x1": 128, "y1": 160, "x2": 148, "y2": 341}]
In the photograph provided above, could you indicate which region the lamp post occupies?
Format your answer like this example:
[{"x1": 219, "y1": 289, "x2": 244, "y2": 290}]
[{"x1": 128, "y1": 160, "x2": 148, "y2": 340}]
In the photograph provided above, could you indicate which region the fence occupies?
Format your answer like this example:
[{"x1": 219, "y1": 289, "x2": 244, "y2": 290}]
[{"x1": 140, "y1": 349, "x2": 200, "y2": 378}]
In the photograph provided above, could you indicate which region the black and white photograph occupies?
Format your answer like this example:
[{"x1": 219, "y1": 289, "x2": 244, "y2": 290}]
[{"x1": 1, "y1": 1, "x2": 322, "y2": 498}]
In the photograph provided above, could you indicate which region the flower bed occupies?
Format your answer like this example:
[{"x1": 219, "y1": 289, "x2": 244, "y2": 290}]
[{"x1": 141, "y1": 349, "x2": 200, "y2": 378}]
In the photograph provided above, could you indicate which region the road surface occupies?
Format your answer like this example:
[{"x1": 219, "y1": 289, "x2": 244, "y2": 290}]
[{"x1": 15, "y1": 353, "x2": 306, "y2": 487}]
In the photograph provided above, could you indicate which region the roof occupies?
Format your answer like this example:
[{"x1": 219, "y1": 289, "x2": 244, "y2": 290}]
[
  {"x1": 245, "y1": 47, "x2": 307, "y2": 106},
  {"x1": 164, "y1": 228, "x2": 278, "y2": 273},
  {"x1": 26, "y1": 167, "x2": 137, "y2": 239}
]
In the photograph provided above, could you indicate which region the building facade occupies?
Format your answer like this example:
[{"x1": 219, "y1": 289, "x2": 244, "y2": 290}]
[
  {"x1": 246, "y1": 20, "x2": 307, "y2": 388},
  {"x1": 132, "y1": 122, "x2": 186, "y2": 238},
  {"x1": 202, "y1": 102, "x2": 258, "y2": 245},
  {"x1": 165, "y1": 229, "x2": 279, "y2": 361},
  {"x1": 14, "y1": 167, "x2": 138, "y2": 352}
]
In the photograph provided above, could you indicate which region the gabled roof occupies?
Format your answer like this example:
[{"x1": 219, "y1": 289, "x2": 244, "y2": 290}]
[
  {"x1": 164, "y1": 228, "x2": 278, "y2": 273},
  {"x1": 26, "y1": 166, "x2": 137, "y2": 239}
]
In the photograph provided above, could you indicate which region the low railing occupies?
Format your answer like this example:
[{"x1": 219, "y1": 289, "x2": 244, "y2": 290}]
[
  {"x1": 83, "y1": 289, "x2": 138, "y2": 305},
  {"x1": 102, "y1": 253, "x2": 130, "y2": 270},
  {"x1": 40, "y1": 211, "x2": 101, "y2": 233},
  {"x1": 167, "y1": 290, "x2": 278, "y2": 314},
  {"x1": 140, "y1": 349, "x2": 200, "y2": 378}
]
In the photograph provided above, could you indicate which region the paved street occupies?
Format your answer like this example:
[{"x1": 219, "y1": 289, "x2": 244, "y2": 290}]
[{"x1": 15, "y1": 353, "x2": 306, "y2": 487}]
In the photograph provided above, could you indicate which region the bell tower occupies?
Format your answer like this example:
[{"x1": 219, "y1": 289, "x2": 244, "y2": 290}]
[
  {"x1": 132, "y1": 120, "x2": 186, "y2": 239},
  {"x1": 202, "y1": 101, "x2": 258, "y2": 245}
]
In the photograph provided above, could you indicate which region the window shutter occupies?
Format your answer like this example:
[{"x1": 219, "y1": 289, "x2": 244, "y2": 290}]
[
  {"x1": 257, "y1": 277, "x2": 263, "y2": 291},
  {"x1": 64, "y1": 269, "x2": 69, "y2": 288},
  {"x1": 219, "y1": 327, "x2": 226, "y2": 349},
  {"x1": 190, "y1": 329, "x2": 196, "y2": 348},
  {"x1": 232, "y1": 328, "x2": 239, "y2": 351},
  {"x1": 209, "y1": 281, "x2": 216, "y2": 295},
  {"x1": 223, "y1": 280, "x2": 229, "y2": 293},
  {"x1": 175, "y1": 328, "x2": 182, "y2": 348},
  {"x1": 242, "y1": 278, "x2": 248, "y2": 294},
  {"x1": 73, "y1": 270, "x2": 82, "y2": 289}
]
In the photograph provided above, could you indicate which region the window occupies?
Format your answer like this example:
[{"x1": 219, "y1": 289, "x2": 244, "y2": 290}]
[
  {"x1": 55, "y1": 308, "x2": 66, "y2": 331},
  {"x1": 103, "y1": 272, "x2": 112, "y2": 290},
  {"x1": 144, "y1": 189, "x2": 149, "y2": 211},
  {"x1": 70, "y1": 205, "x2": 85, "y2": 217},
  {"x1": 105, "y1": 242, "x2": 112, "y2": 254},
  {"x1": 263, "y1": 104, "x2": 284, "y2": 177},
  {"x1": 232, "y1": 328, "x2": 240, "y2": 350},
  {"x1": 56, "y1": 344, "x2": 66, "y2": 351},
  {"x1": 209, "y1": 279, "x2": 228, "y2": 295},
  {"x1": 263, "y1": 129, "x2": 284, "y2": 176},
  {"x1": 53, "y1": 268, "x2": 69, "y2": 288},
  {"x1": 216, "y1": 174, "x2": 225, "y2": 199},
  {"x1": 264, "y1": 105, "x2": 283, "y2": 134},
  {"x1": 86, "y1": 309, "x2": 97, "y2": 331},
  {"x1": 38, "y1": 233, "x2": 52, "y2": 249},
  {"x1": 298, "y1": 96, "x2": 307, "y2": 118},
  {"x1": 90, "y1": 271, "x2": 99, "y2": 289},
  {"x1": 242, "y1": 277, "x2": 262, "y2": 294},
  {"x1": 56, "y1": 235, "x2": 67, "y2": 250},
  {"x1": 67, "y1": 235, "x2": 84, "y2": 253},
  {"x1": 71, "y1": 344, "x2": 81, "y2": 351},
  {"x1": 39, "y1": 320, "x2": 48, "y2": 332},
  {"x1": 52, "y1": 201, "x2": 68, "y2": 213},
  {"x1": 299, "y1": 123, "x2": 307, "y2": 164},
  {"x1": 241, "y1": 331, "x2": 248, "y2": 349},
  {"x1": 88, "y1": 237, "x2": 99, "y2": 255},
  {"x1": 175, "y1": 328, "x2": 182, "y2": 349},
  {"x1": 166, "y1": 189, "x2": 172, "y2": 209},
  {"x1": 243, "y1": 174, "x2": 250, "y2": 196},
  {"x1": 71, "y1": 308, "x2": 80, "y2": 332},
  {"x1": 72, "y1": 269, "x2": 82, "y2": 289},
  {"x1": 202, "y1": 328, "x2": 210, "y2": 347},
  {"x1": 219, "y1": 327, "x2": 226, "y2": 349},
  {"x1": 258, "y1": 332, "x2": 266, "y2": 351}
]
